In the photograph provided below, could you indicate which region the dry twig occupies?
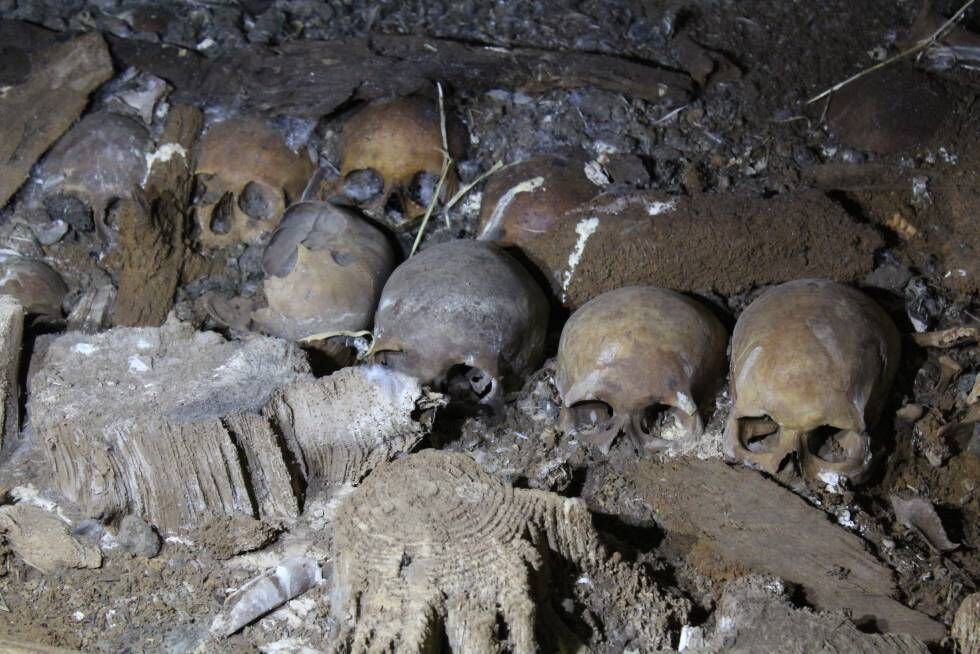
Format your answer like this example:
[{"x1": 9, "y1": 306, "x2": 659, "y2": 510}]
[{"x1": 806, "y1": 0, "x2": 977, "y2": 105}]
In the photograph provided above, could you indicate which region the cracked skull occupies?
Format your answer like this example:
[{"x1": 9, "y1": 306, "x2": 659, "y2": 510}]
[
  {"x1": 255, "y1": 202, "x2": 396, "y2": 340},
  {"x1": 32, "y1": 111, "x2": 152, "y2": 241},
  {"x1": 555, "y1": 286, "x2": 728, "y2": 454},
  {"x1": 372, "y1": 240, "x2": 548, "y2": 405},
  {"x1": 338, "y1": 95, "x2": 466, "y2": 222},
  {"x1": 193, "y1": 116, "x2": 314, "y2": 249},
  {"x1": 724, "y1": 279, "x2": 900, "y2": 486}
]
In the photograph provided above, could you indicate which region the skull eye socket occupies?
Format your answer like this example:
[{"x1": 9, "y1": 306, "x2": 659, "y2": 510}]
[
  {"x1": 736, "y1": 416, "x2": 781, "y2": 453},
  {"x1": 238, "y1": 181, "x2": 280, "y2": 221},
  {"x1": 209, "y1": 192, "x2": 235, "y2": 235},
  {"x1": 407, "y1": 171, "x2": 441, "y2": 208},
  {"x1": 193, "y1": 174, "x2": 222, "y2": 204},
  {"x1": 567, "y1": 400, "x2": 615, "y2": 432},
  {"x1": 43, "y1": 192, "x2": 94, "y2": 232},
  {"x1": 343, "y1": 168, "x2": 384, "y2": 204},
  {"x1": 805, "y1": 426, "x2": 865, "y2": 463}
]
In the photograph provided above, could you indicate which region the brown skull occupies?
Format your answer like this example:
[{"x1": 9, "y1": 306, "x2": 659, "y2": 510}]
[
  {"x1": 724, "y1": 279, "x2": 900, "y2": 487},
  {"x1": 33, "y1": 111, "x2": 152, "y2": 242},
  {"x1": 372, "y1": 240, "x2": 548, "y2": 405},
  {"x1": 193, "y1": 117, "x2": 314, "y2": 249},
  {"x1": 255, "y1": 202, "x2": 396, "y2": 341},
  {"x1": 556, "y1": 286, "x2": 728, "y2": 453},
  {"x1": 338, "y1": 96, "x2": 467, "y2": 221},
  {"x1": 0, "y1": 250, "x2": 67, "y2": 317},
  {"x1": 477, "y1": 153, "x2": 600, "y2": 245}
]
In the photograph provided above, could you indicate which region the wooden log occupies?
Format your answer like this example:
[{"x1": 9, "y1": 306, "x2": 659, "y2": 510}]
[
  {"x1": 617, "y1": 458, "x2": 947, "y2": 643},
  {"x1": 0, "y1": 297, "x2": 24, "y2": 449},
  {"x1": 28, "y1": 321, "x2": 311, "y2": 533},
  {"x1": 106, "y1": 33, "x2": 692, "y2": 119}
]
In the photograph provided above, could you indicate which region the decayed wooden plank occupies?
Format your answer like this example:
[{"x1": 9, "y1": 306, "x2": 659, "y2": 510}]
[
  {"x1": 106, "y1": 32, "x2": 692, "y2": 119},
  {"x1": 621, "y1": 458, "x2": 946, "y2": 642}
]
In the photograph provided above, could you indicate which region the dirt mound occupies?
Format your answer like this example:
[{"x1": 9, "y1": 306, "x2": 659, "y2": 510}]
[{"x1": 519, "y1": 190, "x2": 882, "y2": 307}]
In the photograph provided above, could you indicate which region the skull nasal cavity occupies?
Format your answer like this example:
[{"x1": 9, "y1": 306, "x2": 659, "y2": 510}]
[
  {"x1": 210, "y1": 192, "x2": 235, "y2": 235},
  {"x1": 408, "y1": 171, "x2": 441, "y2": 207},
  {"x1": 238, "y1": 181, "x2": 278, "y2": 221},
  {"x1": 343, "y1": 168, "x2": 384, "y2": 203},
  {"x1": 807, "y1": 426, "x2": 860, "y2": 463}
]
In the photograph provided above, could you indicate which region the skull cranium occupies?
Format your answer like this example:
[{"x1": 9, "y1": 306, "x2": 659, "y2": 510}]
[
  {"x1": 371, "y1": 240, "x2": 547, "y2": 405},
  {"x1": 32, "y1": 111, "x2": 152, "y2": 242},
  {"x1": 255, "y1": 202, "x2": 396, "y2": 340},
  {"x1": 0, "y1": 250, "x2": 67, "y2": 317},
  {"x1": 555, "y1": 286, "x2": 728, "y2": 453},
  {"x1": 337, "y1": 96, "x2": 467, "y2": 222},
  {"x1": 724, "y1": 279, "x2": 900, "y2": 487},
  {"x1": 477, "y1": 153, "x2": 599, "y2": 245},
  {"x1": 193, "y1": 116, "x2": 314, "y2": 249}
]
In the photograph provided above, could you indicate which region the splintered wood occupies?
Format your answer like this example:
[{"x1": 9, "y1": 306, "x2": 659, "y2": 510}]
[
  {"x1": 28, "y1": 323, "x2": 440, "y2": 533},
  {"x1": 28, "y1": 321, "x2": 310, "y2": 533},
  {"x1": 266, "y1": 365, "x2": 444, "y2": 490},
  {"x1": 330, "y1": 450, "x2": 684, "y2": 652},
  {"x1": 0, "y1": 297, "x2": 24, "y2": 448},
  {"x1": 624, "y1": 458, "x2": 947, "y2": 643}
]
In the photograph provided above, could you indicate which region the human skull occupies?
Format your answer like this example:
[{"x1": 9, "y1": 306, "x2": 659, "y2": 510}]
[
  {"x1": 193, "y1": 116, "x2": 314, "y2": 249},
  {"x1": 477, "y1": 153, "x2": 600, "y2": 245},
  {"x1": 338, "y1": 96, "x2": 467, "y2": 222},
  {"x1": 372, "y1": 240, "x2": 548, "y2": 404},
  {"x1": 255, "y1": 202, "x2": 396, "y2": 340},
  {"x1": 724, "y1": 279, "x2": 900, "y2": 487},
  {"x1": 33, "y1": 111, "x2": 151, "y2": 241},
  {"x1": 0, "y1": 250, "x2": 67, "y2": 317},
  {"x1": 556, "y1": 286, "x2": 727, "y2": 453}
]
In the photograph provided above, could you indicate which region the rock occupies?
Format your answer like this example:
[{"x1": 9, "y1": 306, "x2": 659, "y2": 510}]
[
  {"x1": 515, "y1": 190, "x2": 882, "y2": 307},
  {"x1": 28, "y1": 320, "x2": 311, "y2": 533},
  {"x1": 0, "y1": 297, "x2": 23, "y2": 449},
  {"x1": 954, "y1": 593, "x2": 980, "y2": 654},
  {"x1": 689, "y1": 576, "x2": 930, "y2": 653},
  {"x1": 0, "y1": 30, "x2": 114, "y2": 208},
  {"x1": 117, "y1": 514, "x2": 160, "y2": 558},
  {"x1": 196, "y1": 514, "x2": 279, "y2": 560},
  {"x1": 615, "y1": 458, "x2": 946, "y2": 643},
  {"x1": 890, "y1": 495, "x2": 959, "y2": 552},
  {"x1": 0, "y1": 504, "x2": 101, "y2": 575}
]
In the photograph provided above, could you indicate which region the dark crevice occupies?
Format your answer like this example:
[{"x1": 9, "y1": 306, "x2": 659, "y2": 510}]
[{"x1": 218, "y1": 416, "x2": 262, "y2": 519}]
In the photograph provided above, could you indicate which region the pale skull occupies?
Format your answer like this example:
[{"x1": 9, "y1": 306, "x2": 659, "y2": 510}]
[
  {"x1": 33, "y1": 111, "x2": 151, "y2": 242},
  {"x1": 0, "y1": 250, "x2": 67, "y2": 317},
  {"x1": 556, "y1": 286, "x2": 728, "y2": 453},
  {"x1": 724, "y1": 279, "x2": 900, "y2": 487},
  {"x1": 255, "y1": 202, "x2": 396, "y2": 340},
  {"x1": 372, "y1": 240, "x2": 547, "y2": 406},
  {"x1": 193, "y1": 116, "x2": 314, "y2": 249},
  {"x1": 338, "y1": 96, "x2": 466, "y2": 222}
]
